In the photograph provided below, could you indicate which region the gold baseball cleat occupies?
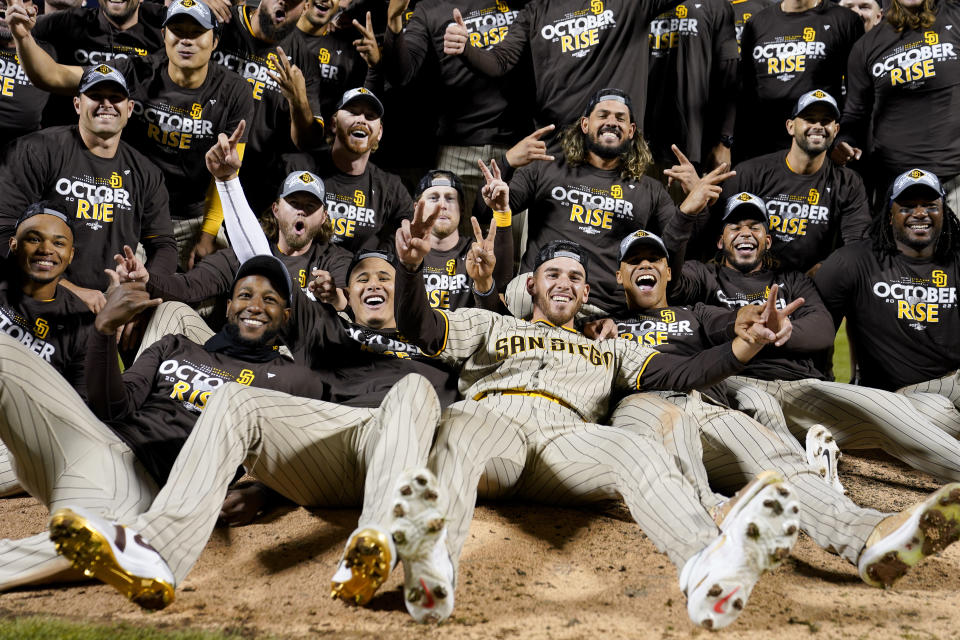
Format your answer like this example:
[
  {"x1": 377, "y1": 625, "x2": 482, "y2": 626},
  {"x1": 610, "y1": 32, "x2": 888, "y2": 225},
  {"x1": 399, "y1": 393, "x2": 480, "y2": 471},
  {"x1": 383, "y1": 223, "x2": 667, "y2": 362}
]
[{"x1": 330, "y1": 527, "x2": 394, "y2": 605}]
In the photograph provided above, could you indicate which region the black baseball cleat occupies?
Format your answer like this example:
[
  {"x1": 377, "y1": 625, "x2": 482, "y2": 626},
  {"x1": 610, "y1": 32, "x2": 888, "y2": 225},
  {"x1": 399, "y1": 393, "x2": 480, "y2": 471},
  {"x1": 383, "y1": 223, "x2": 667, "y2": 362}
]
[{"x1": 49, "y1": 506, "x2": 175, "y2": 610}]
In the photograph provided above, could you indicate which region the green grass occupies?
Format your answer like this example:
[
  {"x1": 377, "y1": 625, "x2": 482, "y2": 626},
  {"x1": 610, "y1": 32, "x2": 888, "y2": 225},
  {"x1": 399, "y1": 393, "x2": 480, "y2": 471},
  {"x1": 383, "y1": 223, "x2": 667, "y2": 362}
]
[
  {"x1": 0, "y1": 617, "x2": 270, "y2": 640},
  {"x1": 832, "y1": 319, "x2": 852, "y2": 384}
]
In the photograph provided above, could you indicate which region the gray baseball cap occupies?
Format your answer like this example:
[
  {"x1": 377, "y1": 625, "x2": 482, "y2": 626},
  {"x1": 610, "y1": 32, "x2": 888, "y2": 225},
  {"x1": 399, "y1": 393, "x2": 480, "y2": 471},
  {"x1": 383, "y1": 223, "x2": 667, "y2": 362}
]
[
  {"x1": 233, "y1": 255, "x2": 293, "y2": 302},
  {"x1": 791, "y1": 89, "x2": 840, "y2": 120},
  {"x1": 617, "y1": 229, "x2": 668, "y2": 262},
  {"x1": 78, "y1": 64, "x2": 128, "y2": 96},
  {"x1": 335, "y1": 87, "x2": 384, "y2": 118},
  {"x1": 277, "y1": 170, "x2": 326, "y2": 202},
  {"x1": 723, "y1": 192, "x2": 768, "y2": 222},
  {"x1": 163, "y1": 0, "x2": 217, "y2": 30},
  {"x1": 890, "y1": 168, "x2": 945, "y2": 203}
]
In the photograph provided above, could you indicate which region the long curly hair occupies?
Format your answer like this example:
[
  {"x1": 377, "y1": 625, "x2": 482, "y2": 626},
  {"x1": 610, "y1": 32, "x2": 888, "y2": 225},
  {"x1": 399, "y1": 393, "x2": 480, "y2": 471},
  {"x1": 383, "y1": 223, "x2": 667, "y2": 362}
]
[
  {"x1": 870, "y1": 199, "x2": 960, "y2": 264},
  {"x1": 886, "y1": 0, "x2": 938, "y2": 31},
  {"x1": 560, "y1": 122, "x2": 652, "y2": 182}
]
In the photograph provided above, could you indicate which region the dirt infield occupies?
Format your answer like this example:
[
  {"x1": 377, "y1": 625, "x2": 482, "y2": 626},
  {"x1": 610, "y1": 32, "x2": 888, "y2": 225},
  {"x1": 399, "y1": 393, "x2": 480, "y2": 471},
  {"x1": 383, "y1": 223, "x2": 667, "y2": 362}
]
[{"x1": 0, "y1": 449, "x2": 958, "y2": 639}]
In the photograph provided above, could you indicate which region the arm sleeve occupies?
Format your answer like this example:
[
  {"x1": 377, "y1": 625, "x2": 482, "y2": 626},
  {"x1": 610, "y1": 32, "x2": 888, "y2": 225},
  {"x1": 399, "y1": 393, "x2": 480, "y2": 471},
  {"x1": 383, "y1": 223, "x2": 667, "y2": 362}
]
[
  {"x1": 146, "y1": 249, "x2": 240, "y2": 303},
  {"x1": 667, "y1": 260, "x2": 713, "y2": 305},
  {"x1": 0, "y1": 136, "x2": 54, "y2": 253},
  {"x1": 838, "y1": 169, "x2": 871, "y2": 244},
  {"x1": 217, "y1": 177, "x2": 272, "y2": 262},
  {"x1": 710, "y1": 3, "x2": 740, "y2": 141},
  {"x1": 140, "y1": 168, "x2": 177, "y2": 276},
  {"x1": 696, "y1": 303, "x2": 738, "y2": 345},
  {"x1": 202, "y1": 86, "x2": 254, "y2": 236},
  {"x1": 382, "y1": 10, "x2": 433, "y2": 86},
  {"x1": 491, "y1": 217, "x2": 516, "y2": 293},
  {"x1": 811, "y1": 250, "x2": 853, "y2": 330},
  {"x1": 614, "y1": 340, "x2": 746, "y2": 392},
  {"x1": 85, "y1": 330, "x2": 156, "y2": 420},
  {"x1": 780, "y1": 273, "x2": 835, "y2": 351},
  {"x1": 837, "y1": 39, "x2": 872, "y2": 150}
]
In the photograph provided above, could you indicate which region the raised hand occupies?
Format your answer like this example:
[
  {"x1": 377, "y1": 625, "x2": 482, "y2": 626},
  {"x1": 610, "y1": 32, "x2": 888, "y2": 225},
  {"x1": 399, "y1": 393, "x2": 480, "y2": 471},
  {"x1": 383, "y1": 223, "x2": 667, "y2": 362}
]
[
  {"x1": 830, "y1": 141, "x2": 862, "y2": 166},
  {"x1": 477, "y1": 158, "x2": 509, "y2": 212},
  {"x1": 505, "y1": 124, "x2": 556, "y2": 168},
  {"x1": 205, "y1": 119, "x2": 245, "y2": 181},
  {"x1": 759, "y1": 284, "x2": 804, "y2": 347},
  {"x1": 112, "y1": 245, "x2": 148, "y2": 283},
  {"x1": 352, "y1": 12, "x2": 381, "y2": 67},
  {"x1": 678, "y1": 161, "x2": 736, "y2": 215},
  {"x1": 307, "y1": 268, "x2": 347, "y2": 309},
  {"x1": 396, "y1": 199, "x2": 441, "y2": 269},
  {"x1": 203, "y1": 0, "x2": 233, "y2": 23},
  {"x1": 94, "y1": 271, "x2": 161, "y2": 336},
  {"x1": 443, "y1": 9, "x2": 469, "y2": 55},
  {"x1": 662, "y1": 144, "x2": 700, "y2": 193},
  {"x1": 5, "y1": 0, "x2": 37, "y2": 40},
  {"x1": 465, "y1": 215, "x2": 497, "y2": 289},
  {"x1": 266, "y1": 46, "x2": 307, "y2": 108},
  {"x1": 386, "y1": 0, "x2": 411, "y2": 33}
]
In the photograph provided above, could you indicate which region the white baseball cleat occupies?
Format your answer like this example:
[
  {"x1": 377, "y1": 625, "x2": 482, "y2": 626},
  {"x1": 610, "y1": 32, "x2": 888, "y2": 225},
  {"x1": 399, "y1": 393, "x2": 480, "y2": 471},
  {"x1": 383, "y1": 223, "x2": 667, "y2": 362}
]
[
  {"x1": 390, "y1": 468, "x2": 455, "y2": 623},
  {"x1": 49, "y1": 505, "x2": 175, "y2": 610},
  {"x1": 805, "y1": 424, "x2": 846, "y2": 494},
  {"x1": 859, "y1": 482, "x2": 960, "y2": 588},
  {"x1": 330, "y1": 525, "x2": 396, "y2": 606},
  {"x1": 680, "y1": 471, "x2": 801, "y2": 630}
]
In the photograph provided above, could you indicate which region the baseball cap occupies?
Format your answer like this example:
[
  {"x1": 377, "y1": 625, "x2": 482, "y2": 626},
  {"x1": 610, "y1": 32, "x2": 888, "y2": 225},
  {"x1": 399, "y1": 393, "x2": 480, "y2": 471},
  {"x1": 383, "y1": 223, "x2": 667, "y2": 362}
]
[
  {"x1": 533, "y1": 240, "x2": 589, "y2": 278},
  {"x1": 617, "y1": 229, "x2": 668, "y2": 263},
  {"x1": 14, "y1": 202, "x2": 73, "y2": 236},
  {"x1": 78, "y1": 64, "x2": 129, "y2": 96},
  {"x1": 889, "y1": 168, "x2": 945, "y2": 203},
  {"x1": 723, "y1": 192, "x2": 768, "y2": 222},
  {"x1": 233, "y1": 255, "x2": 293, "y2": 303},
  {"x1": 163, "y1": 0, "x2": 217, "y2": 30},
  {"x1": 335, "y1": 87, "x2": 384, "y2": 118},
  {"x1": 583, "y1": 87, "x2": 635, "y2": 123},
  {"x1": 277, "y1": 170, "x2": 326, "y2": 202},
  {"x1": 415, "y1": 170, "x2": 465, "y2": 206},
  {"x1": 347, "y1": 249, "x2": 394, "y2": 280},
  {"x1": 791, "y1": 89, "x2": 840, "y2": 120}
]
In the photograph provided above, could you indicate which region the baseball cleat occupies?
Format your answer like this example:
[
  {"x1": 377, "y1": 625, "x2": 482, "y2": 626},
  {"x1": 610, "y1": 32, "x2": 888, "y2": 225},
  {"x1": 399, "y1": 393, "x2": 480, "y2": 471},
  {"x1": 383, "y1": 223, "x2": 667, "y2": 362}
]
[
  {"x1": 680, "y1": 471, "x2": 800, "y2": 630},
  {"x1": 858, "y1": 482, "x2": 960, "y2": 588},
  {"x1": 330, "y1": 526, "x2": 395, "y2": 606},
  {"x1": 805, "y1": 424, "x2": 846, "y2": 495},
  {"x1": 390, "y1": 468, "x2": 455, "y2": 623},
  {"x1": 48, "y1": 506, "x2": 174, "y2": 610}
]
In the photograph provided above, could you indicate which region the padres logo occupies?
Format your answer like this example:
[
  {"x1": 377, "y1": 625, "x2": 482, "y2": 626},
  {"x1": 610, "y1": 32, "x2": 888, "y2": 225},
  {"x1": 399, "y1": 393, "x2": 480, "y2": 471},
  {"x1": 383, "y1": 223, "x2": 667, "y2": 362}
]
[
  {"x1": 356, "y1": 87, "x2": 370, "y2": 94},
  {"x1": 933, "y1": 269, "x2": 948, "y2": 287},
  {"x1": 33, "y1": 318, "x2": 48, "y2": 340},
  {"x1": 910, "y1": 169, "x2": 926, "y2": 179},
  {"x1": 299, "y1": 172, "x2": 314, "y2": 184},
  {"x1": 611, "y1": 185, "x2": 623, "y2": 199},
  {"x1": 496, "y1": 0, "x2": 509, "y2": 12},
  {"x1": 660, "y1": 309, "x2": 675, "y2": 323},
  {"x1": 181, "y1": 0, "x2": 196, "y2": 6},
  {"x1": 353, "y1": 190, "x2": 366, "y2": 207},
  {"x1": 743, "y1": 11, "x2": 752, "y2": 21},
  {"x1": 802, "y1": 27, "x2": 815, "y2": 42},
  {"x1": 190, "y1": 102, "x2": 203, "y2": 119},
  {"x1": 110, "y1": 172, "x2": 123, "y2": 188},
  {"x1": 298, "y1": 269, "x2": 307, "y2": 288},
  {"x1": 676, "y1": 4, "x2": 687, "y2": 18},
  {"x1": 925, "y1": 31, "x2": 939, "y2": 45},
  {"x1": 764, "y1": 285, "x2": 771, "y2": 298},
  {"x1": 591, "y1": 0, "x2": 604, "y2": 14},
  {"x1": 236, "y1": 369, "x2": 255, "y2": 385},
  {"x1": 318, "y1": 48, "x2": 331, "y2": 64},
  {"x1": 633, "y1": 230, "x2": 649, "y2": 238},
  {"x1": 812, "y1": 90, "x2": 826, "y2": 99},
  {"x1": 445, "y1": 259, "x2": 457, "y2": 276},
  {"x1": 135, "y1": 48, "x2": 148, "y2": 56},
  {"x1": 737, "y1": 193, "x2": 752, "y2": 202},
  {"x1": 807, "y1": 188, "x2": 820, "y2": 205},
  {"x1": 95, "y1": 64, "x2": 112, "y2": 75},
  {"x1": 266, "y1": 52, "x2": 279, "y2": 70}
]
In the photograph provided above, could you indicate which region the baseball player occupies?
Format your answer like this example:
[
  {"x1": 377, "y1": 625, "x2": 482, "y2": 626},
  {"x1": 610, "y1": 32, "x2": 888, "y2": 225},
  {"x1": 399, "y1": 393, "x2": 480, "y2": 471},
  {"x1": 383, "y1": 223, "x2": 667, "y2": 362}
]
[
  {"x1": 608, "y1": 228, "x2": 960, "y2": 587},
  {"x1": 670, "y1": 190, "x2": 960, "y2": 486},
  {"x1": 394, "y1": 202, "x2": 807, "y2": 628},
  {"x1": 838, "y1": 0, "x2": 883, "y2": 31},
  {"x1": 0, "y1": 255, "x2": 330, "y2": 594},
  {"x1": 814, "y1": 169, "x2": 960, "y2": 436}
]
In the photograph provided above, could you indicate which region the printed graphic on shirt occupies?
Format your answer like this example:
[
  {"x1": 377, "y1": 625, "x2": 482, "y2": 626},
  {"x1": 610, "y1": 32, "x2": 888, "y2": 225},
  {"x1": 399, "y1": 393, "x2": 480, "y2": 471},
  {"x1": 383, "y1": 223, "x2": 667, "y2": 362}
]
[
  {"x1": 617, "y1": 308, "x2": 695, "y2": 346},
  {"x1": 0, "y1": 51, "x2": 37, "y2": 98},
  {"x1": 345, "y1": 324, "x2": 423, "y2": 359},
  {"x1": 158, "y1": 357, "x2": 258, "y2": 412},
  {"x1": 213, "y1": 48, "x2": 288, "y2": 102},
  {"x1": 552, "y1": 183, "x2": 635, "y2": 234},
  {"x1": 752, "y1": 26, "x2": 829, "y2": 80},
  {"x1": 132, "y1": 100, "x2": 216, "y2": 151},
  {"x1": 326, "y1": 188, "x2": 376, "y2": 242},
  {"x1": 423, "y1": 260, "x2": 470, "y2": 309},
  {"x1": 55, "y1": 170, "x2": 133, "y2": 231},
  {"x1": 870, "y1": 31, "x2": 958, "y2": 87},
  {"x1": 71, "y1": 45, "x2": 149, "y2": 65},
  {"x1": 0, "y1": 306, "x2": 57, "y2": 361},
  {"x1": 493, "y1": 333, "x2": 615, "y2": 366},
  {"x1": 650, "y1": 4, "x2": 700, "y2": 56},
  {"x1": 716, "y1": 283, "x2": 788, "y2": 309},
  {"x1": 871, "y1": 269, "x2": 957, "y2": 330},
  {"x1": 461, "y1": 1, "x2": 521, "y2": 48},
  {"x1": 537, "y1": 1, "x2": 618, "y2": 56},
  {"x1": 763, "y1": 187, "x2": 831, "y2": 240}
]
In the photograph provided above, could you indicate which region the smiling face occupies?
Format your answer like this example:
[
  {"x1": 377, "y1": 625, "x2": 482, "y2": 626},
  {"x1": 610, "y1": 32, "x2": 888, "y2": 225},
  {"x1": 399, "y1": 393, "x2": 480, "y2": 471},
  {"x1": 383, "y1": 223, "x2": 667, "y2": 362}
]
[
  {"x1": 75, "y1": 84, "x2": 132, "y2": 137},
  {"x1": 272, "y1": 192, "x2": 327, "y2": 253},
  {"x1": 333, "y1": 104, "x2": 383, "y2": 155},
  {"x1": 421, "y1": 185, "x2": 461, "y2": 240},
  {"x1": 101, "y1": 0, "x2": 140, "y2": 27},
  {"x1": 719, "y1": 217, "x2": 771, "y2": 274},
  {"x1": 617, "y1": 246, "x2": 670, "y2": 311},
  {"x1": 527, "y1": 257, "x2": 590, "y2": 327},
  {"x1": 787, "y1": 104, "x2": 839, "y2": 156},
  {"x1": 256, "y1": 0, "x2": 305, "y2": 41},
  {"x1": 225, "y1": 274, "x2": 290, "y2": 345},
  {"x1": 347, "y1": 257, "x2": 395, "y2": 329},
  {"x1": 163, "y1": 17, "x2": 217, "y2": 71},
  {"x1": 890, "y1": 195, "x2": 943, "y2": 257},
  {"x1": 9, "y1": 214, "x2": 74, "y2": 286},
  {"x1": 301, "y1": 0, "x2": 340, "y2": 28},
  {"x1": 581, "y1": 99, "x2": 636, "y2": 160}
]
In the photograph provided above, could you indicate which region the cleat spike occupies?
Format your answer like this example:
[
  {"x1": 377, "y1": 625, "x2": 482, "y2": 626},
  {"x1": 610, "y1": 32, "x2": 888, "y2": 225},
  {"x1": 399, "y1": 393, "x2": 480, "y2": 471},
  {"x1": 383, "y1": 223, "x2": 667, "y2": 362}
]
[{"x1": 400, "y1": 485, "x2": 412, "y2": 496}]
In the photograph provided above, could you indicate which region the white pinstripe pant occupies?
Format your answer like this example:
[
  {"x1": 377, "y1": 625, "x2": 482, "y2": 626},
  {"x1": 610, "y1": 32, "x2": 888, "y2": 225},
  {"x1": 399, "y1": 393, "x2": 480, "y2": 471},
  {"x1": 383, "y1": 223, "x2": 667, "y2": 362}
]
[
  {"x1": 430, "y1": 395, "x2": 720, "y2": 570},
  {"x1": 612, "y1": 391, "x2": 886, "y2": 563},
  {"x1": 898, "y1": 371, "x2": 960, "y2": 436},
  {"x1": 129, "y1": 374, "x2": 440, "y2": 582},
  {"x1": 728, "y1": 376, "x2": 960, "y2": 481},
  {"x1": 0, "y1": 333, "x2": 160, "y2": 590}
]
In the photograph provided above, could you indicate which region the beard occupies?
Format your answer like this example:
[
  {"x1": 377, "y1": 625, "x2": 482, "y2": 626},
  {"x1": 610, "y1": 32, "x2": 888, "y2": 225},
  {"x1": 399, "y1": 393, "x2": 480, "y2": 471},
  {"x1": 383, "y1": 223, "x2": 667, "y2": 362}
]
[
  {"x1": 280, "y1": 224, "x2": 314, "y2": 251},
  {"x1": 585, "y1": 128, "x2": 631, "y2": 160},
  {"x1": 102, "y1": 0, "x2": 139, "y2": 26},
  {"x1": 893, "y1": 223, "x2": 937, "y2": 252},
  {"x1": 225, "y1": 321, "x2": 281, "y2": 348},
  {"x1": 258, "y1": 8, "x2": 297, "y2": 42},
  {"x1": 336, "y1": 124, "x2": 379, "y2": 154}
]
